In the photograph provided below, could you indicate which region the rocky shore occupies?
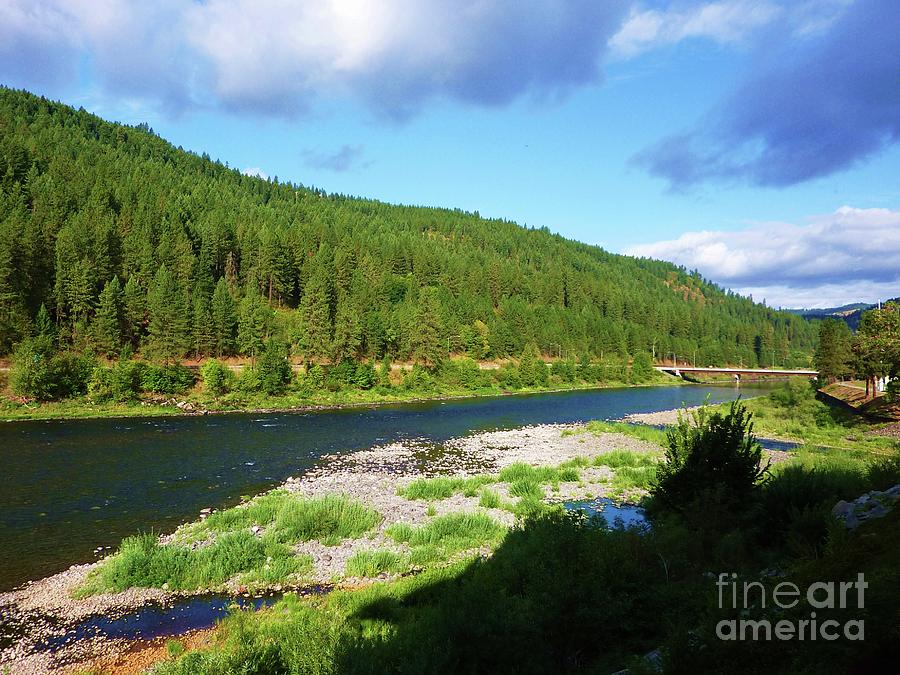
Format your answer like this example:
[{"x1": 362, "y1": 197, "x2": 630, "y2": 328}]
[{"x1": 1, "y1": 422, "x2": 661, "y2": 674}]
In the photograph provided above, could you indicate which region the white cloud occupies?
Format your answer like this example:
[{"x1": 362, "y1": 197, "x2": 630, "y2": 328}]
[
  {"x1": 609, "y1": 0, "x2": 782, "y2": 58},
  {"x1": 1, "y1": 0, "x2": 627, "y2": 118},
  {"x1": 241, "y1": 167, "x2": 269, "y2": 180},
  {"x1": 625, "y1": 206, "x2": 900, "y2": 308}
]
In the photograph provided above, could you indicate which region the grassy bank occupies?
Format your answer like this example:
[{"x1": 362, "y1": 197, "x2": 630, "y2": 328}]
[
  {"x1": 712, "y1": 379, "x2": 898, "y2": 453},
  {"x1": 0, "y1": 367, "x2": 681, "y2": 422}
]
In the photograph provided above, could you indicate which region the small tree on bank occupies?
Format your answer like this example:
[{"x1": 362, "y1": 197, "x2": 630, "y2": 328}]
[{"x1": 652, "y1": 401, "x2": 769, "y2": 519}]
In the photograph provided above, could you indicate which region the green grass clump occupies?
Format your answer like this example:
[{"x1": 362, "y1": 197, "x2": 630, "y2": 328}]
[
  {"x1": 398, "y1": 475, "x2": 495, "y2": 500},
  {"x1": 387, "y1": 513, "x2": 507, "y2": 562},
  {"x1": 78, "y1": 531, "x2": 310, "y2": 595},
  {"x1": 508, "y1": 479, "x2": 544, "y2": 500},
  {"x1": 197, "y1": 492, "x2": 381, "y2": 546},
  {"x1": 593, "y1": 450, "x2": 659, "y2": 469},
  {"x1": 345, "y1": 550, "x2": 408, "y2": 577},
  {"x1": 610, "y1": 466, "x2": 657, "y2": 492},
  {"x1": 166, "y1": 639, "x2": 186, "y2": 658},
  {"x1": 497, "y1": 462, "x2": 580, "y2": 485},
  {"x1": 478, "y1": 489, "x2": 502, "y2": 509}
]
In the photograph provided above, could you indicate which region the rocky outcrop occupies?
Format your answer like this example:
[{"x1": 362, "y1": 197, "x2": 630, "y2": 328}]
[{"x1": 832, "y1": 485, "x2": 900, "y2": 529}]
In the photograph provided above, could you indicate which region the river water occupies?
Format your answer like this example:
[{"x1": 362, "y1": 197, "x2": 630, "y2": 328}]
[{"x1": 0, "y1": 383, "x2": 771, "y2": 591}]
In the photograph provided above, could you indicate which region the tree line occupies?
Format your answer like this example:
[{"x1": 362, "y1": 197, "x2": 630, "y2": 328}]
[
  {"x1": 814, "y1": 302, "x2": 900, "y2": 398},
  {"x1": 0, "y1": 87, "x2": 818, "y2": 380}
]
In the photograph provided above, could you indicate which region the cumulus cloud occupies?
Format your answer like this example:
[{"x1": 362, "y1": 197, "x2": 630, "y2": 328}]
[
  {"x1": 0, "y1": 0, "x2": 627, "y2": 119},
  {"x1": 636, "y1": 0, "x2": 900, "y2": 188},
  {"x1": 609, "y1": 0, "x2": 781, "y2": 58},
  {"x1": 241, "y1": 167, "x2": 269, "y2": 180},
  {"x1": 625, "y1": 206, "x2": 900, "y2": 308},
  {"x1": 301, "y1": 145, "x2": 367, "y2": 172}
]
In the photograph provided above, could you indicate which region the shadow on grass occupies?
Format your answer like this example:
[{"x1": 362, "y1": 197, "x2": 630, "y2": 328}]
[{"x1": 160, "y1": 456, "x2": 900, "y2": 674}]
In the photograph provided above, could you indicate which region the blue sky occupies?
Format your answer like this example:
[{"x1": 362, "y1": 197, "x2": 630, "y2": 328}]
[{"x1": 2, "y1": 0, "x2": 899, "y2": 308}]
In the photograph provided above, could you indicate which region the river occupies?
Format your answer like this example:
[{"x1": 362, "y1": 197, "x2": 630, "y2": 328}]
[{"x1": 0, "y1": 383, "x2": 771, "y2": 591}]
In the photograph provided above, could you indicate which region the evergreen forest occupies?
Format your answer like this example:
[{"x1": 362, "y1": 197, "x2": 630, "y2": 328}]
[{"x1": 0, "y1": 87, "x2": 817, "y2": 384}]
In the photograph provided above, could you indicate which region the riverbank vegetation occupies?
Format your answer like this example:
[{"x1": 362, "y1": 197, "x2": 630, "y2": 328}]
[
  {"x1": 1, "y1": 87, "x2": 816, "y2": 418},
  {"x1": 717, "y1": 379, "x2": 898, "y2": 453},
  {"x1": 0, "y1": 352, "x2": 680, "y2": 421},
  {"x1": 147, "y1": 391, "x2": 899, "y2": 674}
]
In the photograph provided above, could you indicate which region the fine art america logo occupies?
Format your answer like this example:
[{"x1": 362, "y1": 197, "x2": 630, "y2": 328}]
[{"x1": 715, "y1": 573, "x2": 866, "y2": 641}]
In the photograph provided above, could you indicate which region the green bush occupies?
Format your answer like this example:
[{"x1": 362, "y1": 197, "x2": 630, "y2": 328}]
[
  {"x1": 769, "y1": 379, "x2": 816, "y2": 407},
  {"x1": 325, "y1": 358, "x2": 357, "y2": 390},
  {"x1": 303, "y1": 364, "x2": 327, "y2": 391},
  {"x1": 651, "y1": 401, "x2": 769, "y2": 518},
  {"x1": 630, "y1": 351, "x2": 654, "y2": 383},
  {"x1": 402, "y1": 365, "x2": 434, "y2": 391},
  {"x1": 141, "y1": 363, "x2": 195, "y2": 394},
  {"x1": 494, "y1": 362, "x2": 522, "y2": 389},
  {"x1": 256, "y1": 339, "x2": 292, "y2": 395},
  {"x1": 886, "y1": 379, "x2": 900, "y2": 403},
  {"x1": 550, "y1": 359, "x2": 576, "y2": 383},
  {"x1": 200, "y1": 359, "x2": 235, "y2": 397},
  {"x1": 88, "y1": 360, "x2": 145, "y2": 402},
  {"x1": 437, "y1": 358, "x2": 488, "y2": 389},
  {"x1": 236, "y1": 366, "x2": 260, "y2": 393},
  {"x1": 352, "y1": 362, "x2": 377, "y2": 389},
  {"x1": 10, "y1": 338, "x2": 95, "y2": 400}
]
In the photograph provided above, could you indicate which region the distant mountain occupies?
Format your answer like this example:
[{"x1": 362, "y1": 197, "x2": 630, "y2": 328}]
[{"x1": 785, "y1": 300, "x2": 900, "y2": 330}]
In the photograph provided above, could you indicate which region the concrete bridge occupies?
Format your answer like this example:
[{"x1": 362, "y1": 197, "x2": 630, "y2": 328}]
[{"x1": 654, "y1": 365, "x2": 818, "y2": 379}]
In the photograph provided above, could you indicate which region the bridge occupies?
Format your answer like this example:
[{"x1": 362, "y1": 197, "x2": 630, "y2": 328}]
[{"x1": 654, "y1": 365, "x2": 818, "y2": 379}]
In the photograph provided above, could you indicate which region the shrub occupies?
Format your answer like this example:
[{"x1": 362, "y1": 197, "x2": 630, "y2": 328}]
[
  {"x1": 437, "y1": 358, "x2": 488, "y2": 389},
  {"x1": 326, "y1": 359, "x2": 357, "y2": 390},
  {"x1": 494, "y1": 363, "x2": 522, "y2": 389},
  {"x1": 10, "y1": 338, "x2": 95, "y2": 400},
  {"x1": 352, "y1": 362, "x2": 377, "y2": 390},
  {"x1": 256, "y1": 339, "x2": 292, "y2": 395},
  {"x1": 651, "y1": 401, "x2": 769, "y2": 517},
  {"x1": 402, "y1": 365, "x2": 434, "y2": 391},
  {"x1": 550, "y1": 359, "x2": 576, "y2": 383},
  {"x1": 886, "y1": 379, "x2": 900, "y2": 403},
  {"x1": 630, "y1": 351, "x2": 654, "y2": 383},
  {"x1": 303, "y1": 364, "x2": 326, "y2": 391},
  {"x1": 142, "y1": 364, "x2": 195, "y2": 394},
  {"x1": 769, "y1": 379, "x2": 816, "y2": 407},
  {"x1": 89, "y1": 360, "x2": 145, "y2": 402},
  {"x1": 200, "y1": 359, "x2": 235, "y2": 397},
  {"x1": 236, "y1": 366, "x2": 260, "y2": 393}
]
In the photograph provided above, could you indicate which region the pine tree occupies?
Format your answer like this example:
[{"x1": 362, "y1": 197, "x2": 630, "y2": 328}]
[
  {"x1": 146, "y1": 266, "x2": 190, "y2": 362},
  {"x1": 35, "y1": 303, "x2": 55, "y2": 342},
  {"x1": 122, "y1": 276, "x2": 147, "y2": 349},
  {"x1": 237, "y1": 291, "x2": 271, "y2": 359},
  {"x1": 211, "y1": 278, "x2": 238, "y2": 356},
  {"x1": 299, "y1": 265, "x2": 333, "y2": 359},
  {"x1": 192, "y1": 290, "x2": 215, "y2": 356},
  {"x1": 93, "y1": 276, "x2": 123, "y2": 356},
  {"x1": 332, "y1": 300, "x2": 362, "y2": 362},
  {"x1": 814, "y1": 319, "x2": 852, "y2": 383},
  {"x1": 412, "y1": 287, "x2": 443, "y2": 367}
]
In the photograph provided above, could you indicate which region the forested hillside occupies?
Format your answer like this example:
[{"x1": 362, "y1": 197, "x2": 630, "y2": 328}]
[{"x1": 0, "y1": 87, "x2": 816, "y2": 367}]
